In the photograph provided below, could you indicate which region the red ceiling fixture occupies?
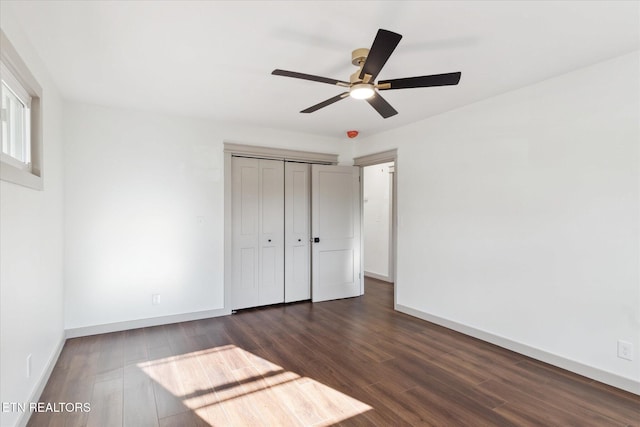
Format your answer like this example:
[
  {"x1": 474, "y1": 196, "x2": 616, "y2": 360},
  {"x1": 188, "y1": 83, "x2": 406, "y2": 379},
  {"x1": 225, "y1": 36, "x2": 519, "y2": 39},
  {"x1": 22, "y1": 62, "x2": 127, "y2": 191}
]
[{"x1": 346, "y1": 130, "x2": 359, "y2": 138}]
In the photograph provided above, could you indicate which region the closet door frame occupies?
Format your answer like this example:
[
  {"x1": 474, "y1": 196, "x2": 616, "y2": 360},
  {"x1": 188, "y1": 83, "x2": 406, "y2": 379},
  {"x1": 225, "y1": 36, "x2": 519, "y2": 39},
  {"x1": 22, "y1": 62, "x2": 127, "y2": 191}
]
[{"x1": 223, "y1": 143, "x2": 338, "y2": 312}]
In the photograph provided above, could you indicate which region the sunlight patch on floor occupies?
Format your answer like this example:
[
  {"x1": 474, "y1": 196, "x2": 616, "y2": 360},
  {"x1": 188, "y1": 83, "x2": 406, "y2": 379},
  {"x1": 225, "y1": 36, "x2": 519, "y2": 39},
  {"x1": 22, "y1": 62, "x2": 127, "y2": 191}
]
[{"x1": 140, "y1": 345, "x2": 372, "y2": 425}]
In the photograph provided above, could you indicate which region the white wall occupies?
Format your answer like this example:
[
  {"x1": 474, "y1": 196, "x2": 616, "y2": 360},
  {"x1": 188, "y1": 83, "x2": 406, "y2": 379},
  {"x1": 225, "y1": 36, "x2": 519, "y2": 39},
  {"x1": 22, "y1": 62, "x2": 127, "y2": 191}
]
[
  {"x1": 0, "y1": 13, "x2": 65, "y2": 427},
  {"x1": 363, "y1": 162, "x2": 393, "y2": 280},
  {"x1": 354, "y1": 51, "x2": 640, "y2": 392},
  {"x1": 63, "y1": 102, "x2": 349, "y2": 330}
]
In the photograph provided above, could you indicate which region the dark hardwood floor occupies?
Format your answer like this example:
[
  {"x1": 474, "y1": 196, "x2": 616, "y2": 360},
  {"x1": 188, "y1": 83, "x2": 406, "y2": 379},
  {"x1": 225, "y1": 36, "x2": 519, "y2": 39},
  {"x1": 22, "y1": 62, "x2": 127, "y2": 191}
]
[{"x1": 28, "y1": 278, "x2": 639, "y2": 426}]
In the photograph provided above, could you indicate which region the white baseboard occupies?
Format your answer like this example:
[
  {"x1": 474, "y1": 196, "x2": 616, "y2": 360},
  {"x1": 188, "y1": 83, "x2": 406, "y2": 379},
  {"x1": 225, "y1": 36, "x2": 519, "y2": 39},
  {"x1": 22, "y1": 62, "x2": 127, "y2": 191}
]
[
  {"x1": 65, "y1": 308, "x2": 231, "y2": 338},
  {"x1": 16, "y1": 333, "x2": 66, "y2": 427},
  {"x1": 364, "y1": 271, "x2": 393, "y2": 283},
  {"x1": 396, "y1": 303, "x2": 640, "y2": 396}
]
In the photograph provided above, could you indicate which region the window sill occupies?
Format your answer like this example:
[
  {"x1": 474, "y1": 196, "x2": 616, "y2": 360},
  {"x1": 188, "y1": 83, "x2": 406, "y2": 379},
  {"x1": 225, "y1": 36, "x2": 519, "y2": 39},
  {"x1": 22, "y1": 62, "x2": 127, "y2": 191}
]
[{"x1": 1, "y1": 160, "x2": 42, "y2": 190}]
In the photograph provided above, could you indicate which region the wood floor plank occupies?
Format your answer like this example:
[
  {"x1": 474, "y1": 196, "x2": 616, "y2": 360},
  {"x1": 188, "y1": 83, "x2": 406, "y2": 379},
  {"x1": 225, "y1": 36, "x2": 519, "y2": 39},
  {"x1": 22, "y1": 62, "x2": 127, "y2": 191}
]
[
  {"x1": 187, "y1": 349, "x2": 234, "y2": 426},
  {"x1": 231, "y1": 365, "x2": 303, "y2": 426},
  {"x1": 514, "y1": 360, "x2": 640, "y2": 425},
  {"x1": 479, "y1": 379, "x2": 625, "y2": 427},
  {"x1": 123, "y1": 363, "x2": 159, "y2": 427},
  {"x1": 144, "y1": 325, "x2": 170, "y2": 350},
  {"x1": 32, "y1": 353, "x2": 96, "y2": 427},
  {"x1": 251, "y1": 335, "x2": 318, "y2": 380},
  {"x1": 382, "y1": 353, "x2": 505, "y2": 409},
  {"x1": 351, "y1": 382, "x2": 421, "y2": 426},
  {"x1": 400, "y1": 384, "x2": 517, "y2": 427},
  {"x1": 267, "y1": 375, "x2": 326, "y2": 425},
  {"x1": 28, "y1": 278, "x2": 640, "y2": 427},
  {"x1": 220, "y1": 316, "x2": 264, "y2": 352},
  {"x1": 145, "y1": 346, "x2": 190, "y2": 420},
  {"x1": 87, "y1": 377, "x2": 123, "y2": 427},
  {"x1": 297, "y1": 379, "x2": 367, "y2": 426},
  {"x1": 65, "y1": 351, "x2": 100, "y2": 390},
  {"x1": 425, "y1": 350, "x2": 493, "y2": 386},
  {"x1": 95, "y1": 332, "x2": 124, "y2": 374},
  {"x1": 172, "y1": 347, "x2": 231, "y2": 425},
  {"x1": 375, "y1": 325, "x2": 451, "y2": 362},
  {"x1": 123, "y1": 328, "x2": 150, "y2": 364},
  {"x1": 198, "y1": 348, "x2": 264, "y2": 426},
  {"x1": 157, "y1": 411, "x2": 210, "y2": 427}
]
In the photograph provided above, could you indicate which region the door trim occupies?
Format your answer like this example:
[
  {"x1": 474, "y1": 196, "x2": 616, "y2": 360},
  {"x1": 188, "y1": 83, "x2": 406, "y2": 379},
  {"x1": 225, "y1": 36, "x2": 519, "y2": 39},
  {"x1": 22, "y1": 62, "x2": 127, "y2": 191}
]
[
  {"x1": 224, "y1": 142, "x2": 338, "y2": 164},
  {"x1": 353, "y1": 149, "x2": 397, "y2": 167},
  {"x1": 353, "y1": 149, "x2": 398, "y2": 309},
  {"x1": 224, "y1": 143, "x2": 339, "y2": 313}
]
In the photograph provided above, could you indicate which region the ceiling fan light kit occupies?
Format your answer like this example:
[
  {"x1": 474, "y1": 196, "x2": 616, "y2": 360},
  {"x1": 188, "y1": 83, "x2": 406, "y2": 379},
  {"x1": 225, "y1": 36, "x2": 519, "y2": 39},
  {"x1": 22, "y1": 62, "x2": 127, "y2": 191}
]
[
  {"x1": 272, "y1": 28, "x2": 462, "y2": 119},
  {"x1": 350, "y1": 83, "x2": 375, "y2": 99}
]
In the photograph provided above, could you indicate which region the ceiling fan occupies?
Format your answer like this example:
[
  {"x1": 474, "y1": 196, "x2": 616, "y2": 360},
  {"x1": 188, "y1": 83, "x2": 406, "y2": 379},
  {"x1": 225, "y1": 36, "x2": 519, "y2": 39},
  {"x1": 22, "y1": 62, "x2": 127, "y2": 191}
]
[{"x1": 272, "y1": 29, "x2": 462, "y2": 119}]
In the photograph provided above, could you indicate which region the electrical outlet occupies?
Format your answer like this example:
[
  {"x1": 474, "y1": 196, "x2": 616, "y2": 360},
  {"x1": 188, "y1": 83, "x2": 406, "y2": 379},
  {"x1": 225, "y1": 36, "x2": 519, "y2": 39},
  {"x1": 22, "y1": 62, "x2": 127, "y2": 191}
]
[
  {"x1": 617, "y1": 340, "x2": 634, "y2": 361},
  {"x1": 152, "y1": 294, "x2": 161, "y2": 305},
  {"x1": 26, "y1": 354, "x2": 31, "y2": 378}
]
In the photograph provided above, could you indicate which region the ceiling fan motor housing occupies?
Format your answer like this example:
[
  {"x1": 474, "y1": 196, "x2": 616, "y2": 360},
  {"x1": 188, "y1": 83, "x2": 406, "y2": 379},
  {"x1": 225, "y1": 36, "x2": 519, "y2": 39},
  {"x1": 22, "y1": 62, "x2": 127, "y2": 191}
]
[{"x1": 351, "y1": 48, "x2": 370, "y2": 66}]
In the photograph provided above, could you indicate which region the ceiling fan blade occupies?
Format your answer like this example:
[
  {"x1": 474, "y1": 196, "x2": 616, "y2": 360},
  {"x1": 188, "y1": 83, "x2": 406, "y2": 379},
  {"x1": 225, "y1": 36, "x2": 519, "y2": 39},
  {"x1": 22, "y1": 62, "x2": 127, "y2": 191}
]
[
  {"x1": 272, "y1": 69, "x2": 350, "y2": 87},
  {"x1": 378, "y1": 72, "x2": 461, "y2": 90},
  {"x1": 301, "y1": 92, "x2": 350, "y2": 113},
  {"x1": 359, "y1": 29, "x2": 402, "y2": 81},
  {"x1": 366, "y1": 93, "x2": 398, "y2": 119}
]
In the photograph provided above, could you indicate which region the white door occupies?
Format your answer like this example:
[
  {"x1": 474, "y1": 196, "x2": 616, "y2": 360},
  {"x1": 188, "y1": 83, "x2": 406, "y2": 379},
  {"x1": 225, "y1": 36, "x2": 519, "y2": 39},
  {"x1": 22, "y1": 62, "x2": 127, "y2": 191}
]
[
  {"x1": 285, "y1": 162, "x2": 311, "y2": 302},
  {"x1": 231, "y1": 157, "x2": 284, "y2": 309},
  {"x1": 311, "y1": 165, "x2": 362, "y2": 302}
]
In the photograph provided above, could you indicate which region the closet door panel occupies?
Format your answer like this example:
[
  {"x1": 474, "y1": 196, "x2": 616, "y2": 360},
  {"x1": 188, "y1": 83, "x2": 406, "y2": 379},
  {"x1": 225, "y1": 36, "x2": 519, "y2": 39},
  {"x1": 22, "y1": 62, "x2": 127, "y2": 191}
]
[
  {"x1": 259, "y1": 159, "x2": 285, "y2": 305},
  {"x1": 311, "y1": 165, "x2": 361, "y2": 302},
  {"x1": 231, "y1": 157, "x2": 261, "y2": 309},
  {"x1": 285, "y1": 162, "x2": 311, "y2": 302}
]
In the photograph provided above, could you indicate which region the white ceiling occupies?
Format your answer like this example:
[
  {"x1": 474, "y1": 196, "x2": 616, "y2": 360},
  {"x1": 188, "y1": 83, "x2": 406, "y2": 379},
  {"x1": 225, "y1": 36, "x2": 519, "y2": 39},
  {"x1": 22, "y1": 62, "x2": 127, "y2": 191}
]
[{"x1": 4, "y1": 1, "x2": 639, "y2": 139}]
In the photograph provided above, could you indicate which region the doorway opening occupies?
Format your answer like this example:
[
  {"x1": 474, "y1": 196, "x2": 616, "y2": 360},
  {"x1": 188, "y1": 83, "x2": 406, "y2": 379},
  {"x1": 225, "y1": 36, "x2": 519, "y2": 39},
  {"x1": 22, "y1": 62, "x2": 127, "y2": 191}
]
[
  {"x1": 363, "y1": 162, "x2": 394, "y2": 283},
  {"x1": 354, "y1": 149, "x2": 398, "y2": 308}
]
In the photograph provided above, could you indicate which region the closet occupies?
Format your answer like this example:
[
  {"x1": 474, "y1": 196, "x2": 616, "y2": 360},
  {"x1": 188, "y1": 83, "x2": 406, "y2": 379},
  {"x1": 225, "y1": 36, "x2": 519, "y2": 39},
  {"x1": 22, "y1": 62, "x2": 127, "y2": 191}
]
[
  {"x1": 226, "y1": 143, "x2": 361, "y2": 311},
  {"x1": 230, "y1": 157, "x2": 311, "y2": 310}
]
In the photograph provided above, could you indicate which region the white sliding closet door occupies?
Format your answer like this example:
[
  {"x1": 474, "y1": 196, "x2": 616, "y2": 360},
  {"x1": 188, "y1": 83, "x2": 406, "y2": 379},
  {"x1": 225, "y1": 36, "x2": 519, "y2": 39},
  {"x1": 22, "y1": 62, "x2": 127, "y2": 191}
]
[
  {"x1": 231, "y1": 157, "x2": 284, "y2": 309},
  {"x1": 284, "y1": 162, "x2": 311, "y2": 302},
  {"x1": 311, "y1": 165, "x2": 361, "y2": 302}
]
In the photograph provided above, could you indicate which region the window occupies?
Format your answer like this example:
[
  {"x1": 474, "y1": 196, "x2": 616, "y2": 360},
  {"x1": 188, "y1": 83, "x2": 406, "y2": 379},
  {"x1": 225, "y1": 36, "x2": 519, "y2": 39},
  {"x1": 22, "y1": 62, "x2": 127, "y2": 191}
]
[
  {"x1": 0, "y1": 30, "x2": 43, "y2": 190},
  {"x1": 1, "y1": 62, "x2": 31, "y2": 171}
]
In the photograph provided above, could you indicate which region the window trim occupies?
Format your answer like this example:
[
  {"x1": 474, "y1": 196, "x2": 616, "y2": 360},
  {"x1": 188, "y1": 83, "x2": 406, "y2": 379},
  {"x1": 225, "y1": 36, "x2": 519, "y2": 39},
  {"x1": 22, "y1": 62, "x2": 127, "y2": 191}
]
[
  {"x1": 2, "y1": 62, "x2": 32, "y2": 107},
  {"x1": 0, "y1": 29, "x2": 43, "y2": 190}
]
